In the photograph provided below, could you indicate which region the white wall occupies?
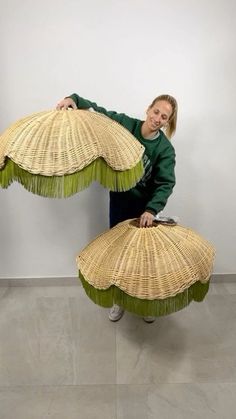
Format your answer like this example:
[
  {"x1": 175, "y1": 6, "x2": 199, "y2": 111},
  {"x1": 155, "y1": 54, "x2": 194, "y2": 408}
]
[{"x1": 0, "y1": 0, "x2": 235, "y2": 277}]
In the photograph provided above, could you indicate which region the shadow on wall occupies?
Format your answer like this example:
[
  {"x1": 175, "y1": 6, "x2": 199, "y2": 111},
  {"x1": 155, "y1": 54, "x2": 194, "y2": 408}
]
[{"x1": 171, "y1": 120, "x2": 218, "y2": 230}]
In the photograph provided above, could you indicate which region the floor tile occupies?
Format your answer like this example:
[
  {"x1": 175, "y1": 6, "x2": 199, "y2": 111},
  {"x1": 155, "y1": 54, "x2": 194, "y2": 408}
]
[
  {"x1": 116, "y1": 294, "x2": 236, "y2": 384},
  {"x1": 0, "y1": 286, "x2": 116, "y2": 385},
  {"x1": 0, "y1": 386, "x2": 116, "y2": 419},
  {"x1": 69, "y1": 296, "x2": 116, "y2": 384},
  {"x1": 117, "y1": 383, "x2": 236, "y2": 419},
  {"x1": 0, "y1": 282, "x2": 236, "y2": 419},
  {"x1": 224, "y1": 282, "x2": 236, "y2": 294}
]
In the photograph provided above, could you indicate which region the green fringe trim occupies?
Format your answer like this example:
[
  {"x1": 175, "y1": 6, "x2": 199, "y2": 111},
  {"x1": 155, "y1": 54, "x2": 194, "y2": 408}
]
[
  {"x1": 79, "y1": 272, "x2": 210, "y2": 317},
  {"x1": 0, "y1": 158, "x2": 144, "y2": 197}
]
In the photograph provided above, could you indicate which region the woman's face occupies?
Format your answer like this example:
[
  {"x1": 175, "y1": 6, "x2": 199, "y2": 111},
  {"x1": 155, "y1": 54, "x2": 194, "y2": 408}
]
[{"x1": 145, "y1": 100, "x2": 173, "y2": 132}]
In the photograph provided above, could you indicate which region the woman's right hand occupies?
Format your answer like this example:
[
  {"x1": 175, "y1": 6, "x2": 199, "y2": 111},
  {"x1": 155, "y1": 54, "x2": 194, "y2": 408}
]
[{"x1": 56, "y1": 97, "x2": 77, "y2": 110}]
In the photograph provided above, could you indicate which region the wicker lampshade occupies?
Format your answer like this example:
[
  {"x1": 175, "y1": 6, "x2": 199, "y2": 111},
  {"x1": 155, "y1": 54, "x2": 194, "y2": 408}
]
[
  {"x1": 77, "y1": 219, "x2": 215, "y2": 317},
  {"x1": 0, "y1": 110, "x2": 144, "y2": 197}
]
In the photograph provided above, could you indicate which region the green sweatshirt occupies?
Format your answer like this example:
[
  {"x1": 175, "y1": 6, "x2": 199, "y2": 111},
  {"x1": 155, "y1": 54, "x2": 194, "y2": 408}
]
[{"x1": 70, "y1": 93, "x2": 176, "y2": 215}]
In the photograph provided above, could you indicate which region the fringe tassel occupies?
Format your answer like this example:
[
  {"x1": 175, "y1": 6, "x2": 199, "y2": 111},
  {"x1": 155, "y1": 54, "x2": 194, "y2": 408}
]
[
  {"x1": 0, "y1": 158, "x2": 144, "y2": 197},
  {"x1": 79, "y1": 272, "x2": 210, "y2": 317}
]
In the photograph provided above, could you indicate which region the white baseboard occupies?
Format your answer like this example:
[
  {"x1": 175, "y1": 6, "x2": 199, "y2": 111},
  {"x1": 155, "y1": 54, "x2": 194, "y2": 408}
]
[
  {"x1": 0, "y1": 274, "x2": 235, "y2": 286},
  {"x1": 0, "y1": 276, "x2": 79, "y2": 287}
]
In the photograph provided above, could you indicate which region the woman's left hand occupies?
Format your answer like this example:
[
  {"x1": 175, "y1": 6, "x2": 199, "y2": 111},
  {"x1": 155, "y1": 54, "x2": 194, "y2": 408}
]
[{"x1": 139, "y1": 211, "x2": 155, "y2": 228}]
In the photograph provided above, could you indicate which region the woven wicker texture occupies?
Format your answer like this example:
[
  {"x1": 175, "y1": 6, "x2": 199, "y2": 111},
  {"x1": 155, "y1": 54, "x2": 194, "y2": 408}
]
[
  {"x1": 0, "y1": 132, "x2": 8, "y2": 168},
  {"x1": 0, "y1": 110, "x2": 144, "y2": 175},
  {"x1": 77, "y1": 219, "x2": 215, "y2": 300}
]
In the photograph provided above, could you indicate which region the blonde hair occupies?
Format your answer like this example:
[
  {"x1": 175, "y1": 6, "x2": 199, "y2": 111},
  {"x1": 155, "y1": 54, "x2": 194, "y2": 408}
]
[{"x1": 150, "y1": 94, "x2": 178, "y2": 139}]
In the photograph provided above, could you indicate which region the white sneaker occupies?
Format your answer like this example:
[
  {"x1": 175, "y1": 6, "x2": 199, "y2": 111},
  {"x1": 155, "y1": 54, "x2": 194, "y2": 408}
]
[
  {"x1": 143, "y1": 316, "x2": 155, "y2": 323},
  {"x1": 109, "y1": 304, "x2": 124, "y2": 322}
]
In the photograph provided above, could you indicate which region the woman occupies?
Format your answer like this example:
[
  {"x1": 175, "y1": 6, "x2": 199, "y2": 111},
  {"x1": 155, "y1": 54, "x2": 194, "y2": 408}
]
[{"x1": 57, "y1": 93, "x2": 178, "y2": 322}]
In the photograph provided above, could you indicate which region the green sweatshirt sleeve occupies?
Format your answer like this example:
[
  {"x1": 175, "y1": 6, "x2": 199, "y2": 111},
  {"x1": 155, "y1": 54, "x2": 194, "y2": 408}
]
[
  {"x1": 69, "y1": 93, "x2": 138, "y2": 132},
  {"x1": 145, "y1": 143, "x2": 176, "y2": 215}
]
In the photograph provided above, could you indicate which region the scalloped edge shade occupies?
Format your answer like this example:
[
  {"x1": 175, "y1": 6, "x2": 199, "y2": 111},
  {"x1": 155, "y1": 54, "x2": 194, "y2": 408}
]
[
  {"x1": 79, "y1": 272, "x2": 210, "y2": 317},
  {"x1": 0, "y1": 157, "x2": 144, "y2": 197},
  {"x1": 77, "y1": 220, "x2": 215, "y2": 299}
]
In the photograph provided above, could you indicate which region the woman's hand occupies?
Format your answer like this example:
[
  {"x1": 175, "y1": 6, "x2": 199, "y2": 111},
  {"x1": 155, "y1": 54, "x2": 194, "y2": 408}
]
[
  {"x1": 56, "y1": 98, "x2": 77, "y2": 110},
  {"x1": 139, "y1": 211, "x2": 155, "y2": 228}
]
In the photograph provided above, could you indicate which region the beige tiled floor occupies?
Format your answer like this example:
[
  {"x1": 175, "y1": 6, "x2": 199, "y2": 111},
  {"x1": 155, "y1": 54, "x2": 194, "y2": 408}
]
[{"x1": 0, "y1": 282, "x2": 235, "y2": 418}]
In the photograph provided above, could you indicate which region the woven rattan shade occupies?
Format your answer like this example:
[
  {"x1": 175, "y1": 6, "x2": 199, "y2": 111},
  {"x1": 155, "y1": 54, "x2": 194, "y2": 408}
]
[
  {"x1": 0, "y1": 132, "x2": 8, "y2": 168},
  {"x1": 0, "y1": 110, "x2": 144, "y2": 175},
  {"x1": 77, "y1": 219, "x2": 215, "y2": 300}
]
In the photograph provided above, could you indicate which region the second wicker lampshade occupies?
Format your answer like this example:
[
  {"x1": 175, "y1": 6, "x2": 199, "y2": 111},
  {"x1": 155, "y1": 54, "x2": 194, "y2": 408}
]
[
  {"x1": 0, "y1": 109, "x2": 144, "y2": 197},
  {"x1": 77, "y1": 219, "x2": 215, "y2": 317}
]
